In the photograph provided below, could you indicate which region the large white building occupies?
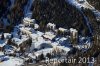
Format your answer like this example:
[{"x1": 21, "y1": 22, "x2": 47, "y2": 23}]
[
  {"x1": 23, "y1": 17, "x2": 36, "y2": 26},
  {"x1": 70, "y1": 28, "x2": 78, "y2": 44},
  {"x1": 47, "y1": 23, "x2": 56, "y2": 30},
  {"x1": 70, "y1": 28, "x2": 78, "y2": 39},
  {"x1": 58, "y1": 27, "x2": 68, "y2": 32}
]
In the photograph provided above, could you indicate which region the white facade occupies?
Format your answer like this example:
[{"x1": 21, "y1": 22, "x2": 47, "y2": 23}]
[
  {"x1": 47, "y1": 23, "x2": 56, "y2": 30},
  {"x1": 70, "y1": 28, "x2": 78, "y2": 39},
  {"x1": 23, "y1": 17, "x2": 35, "y2": 26},
  {"x1": 58, "y1": 27, "x2": 68, "y2": 32}
]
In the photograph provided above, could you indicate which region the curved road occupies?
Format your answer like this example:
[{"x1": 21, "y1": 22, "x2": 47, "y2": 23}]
[{"x1": 66, "y1": 0, "x2": 93, "y2": 36}]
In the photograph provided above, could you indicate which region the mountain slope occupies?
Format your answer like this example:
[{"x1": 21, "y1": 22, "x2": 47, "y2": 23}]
[{"x1": 31, "y1": 0, "x2": 90, "y2": 36}]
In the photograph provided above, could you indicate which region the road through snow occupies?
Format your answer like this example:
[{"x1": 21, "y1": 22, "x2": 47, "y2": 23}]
[
  {"x1": 66, "y1": 0, "x2": 93, "y2": 36},
  {"x1": 24, "y1": 0, "x2": 34, "y2": 18}
]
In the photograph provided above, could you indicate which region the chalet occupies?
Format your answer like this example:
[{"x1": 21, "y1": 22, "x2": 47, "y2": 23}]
[
  {"x1": 20, "y1": 28, "x2": 32, "y2": 35},
  {"x1": 20, "y1": 27, "x2": 35, "y2": 36},
  {"x1": 58, "y1": 28, "x2": 68, "y2": 32},
  {"x1": 47, "y1": 23, "x2": 56, "y2": 30},
  {"x1": 58, "y1": 27, "x2": 69, "y2": 35},
  {"x1": 53, "y1": 46, "x2": 70, "y2": 53},
  {"x1": 34, "y1": 24, "x2": 39, "y2": 30},
  {"x1": 70, "y1": 28, "x2": 78, "y2": 39},
  {"x1": 4, "y1": 33, "x2": 11, "y2": 39},
  {"x1": 11, "y1": 36, "x2": 32, "y2": 52},
  {"x1": 23, "y1": 17, "x2": 36, "y2": 27},
  {"x1": 70, "y1": 28, "x2": 78, "y2": 44}
]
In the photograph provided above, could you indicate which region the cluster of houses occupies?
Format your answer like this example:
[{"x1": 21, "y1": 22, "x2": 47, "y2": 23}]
[
  {"x1": 20, "y1": 17, "x2": 79, "y2": 44},
  {"x1": 0, "y1": 17, "x2": 92, "y2": 65}
]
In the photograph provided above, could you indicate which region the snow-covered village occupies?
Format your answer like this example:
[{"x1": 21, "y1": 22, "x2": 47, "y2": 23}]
[{"x1": 0, "y1": 0, "x2": 100, "y2": 66}]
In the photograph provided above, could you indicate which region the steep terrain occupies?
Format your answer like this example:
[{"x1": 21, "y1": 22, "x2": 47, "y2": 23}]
[
  {"x1": 88, "y1": 0, "x2": 100, "y2": 11},
  {"x1": 0, "y1": 0, "x2": 92, "y2": 36},
  {"x1": 31, "y1": 0, "x2": 90, "y2": 36},
  {"x1": 0, "y1": 0, "x2": 100, "y2": 66}
]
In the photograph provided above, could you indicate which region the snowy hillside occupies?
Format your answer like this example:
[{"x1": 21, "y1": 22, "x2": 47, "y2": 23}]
[{"x1": 0, "y1": 0, "x2": 100, "y2": 66}]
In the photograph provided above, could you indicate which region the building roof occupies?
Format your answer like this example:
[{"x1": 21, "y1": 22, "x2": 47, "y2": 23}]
[
  {"x1": 43, "y1": 32, "x2": 56, "y2": 40},
  {"x1": 23, "y1": 17, "x2": 35, "y2": 24},
  {"x1": 12, "y1": 35, "x2": 29, "y2": 46},
  {"x1": 58, "y1": 27, "x2": 68, "y2": 32}
]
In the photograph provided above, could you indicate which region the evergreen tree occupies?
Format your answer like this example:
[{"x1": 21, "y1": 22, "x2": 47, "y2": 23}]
[
  {"x1": 11, "y1": 34, "x2": 13, "y2": 39},
  {"x1": 7, "y1": 38, "x2": 12, "y2": 45},
  {"x1": 28, "y1": 38, "x2": 32, "y2": 46},
  {"x1": 1, "y1": 33, "x2": 4, "y2": 40},
  {"x1": 39, "y1": 53, "x2": 45, "y2": 60},
  {"x1": 46, "y1": 53, "x2": 52, "y2": 59}
]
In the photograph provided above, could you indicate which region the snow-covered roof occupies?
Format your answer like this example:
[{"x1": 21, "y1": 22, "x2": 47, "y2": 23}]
[
  {"x1": 59, "y1": 37, "x2": 67, "y2": 41},
  {"x1": 28, "y1": 53, "x2": 36, "y2": 59},
  {"x1": 4, "y1": 33, "x2": 11, "y2": 39},
  {"x1": 23, "y1": 17, "x2": 35, "y2": 24},
  {"x1": 58, "y1": 27, "x2": 68, "y2": 32},
  {"x1": 70, "y1": 28, "x2": 78, "y2": 38},
  {"x1": 12, "y1": 35, "x2": 29, "y2": 46},
  {"x1": 51, "y1": 42, "x2": 59, "y2": 46},
  {"x1": 30, "y1": 33, "x2": 38, "y2": 40},
  {"x1": 47, "y1": 23, "x2": 56, "y2": 28},
  {"x1": 32, "y1": 36, "x2": 45, "y2": 48},
  {"x1": 34, "y1": 24, "x2": 39, "y2": 29},
  {"x1": 4, "y1": 49, "x2": 14, "y2": 55},
  {"x1": 70, "y1": 28, "x2": 77, "y2": 33},
  {"x1": 20, "y1": 27, "x2": 33, "y2": 35},
  {"x1": 43, "y1": 32, "x2": 56, "y2": 40},
  {"x1": 34, "y1": 48, "x2": 53, "y2": 56}
]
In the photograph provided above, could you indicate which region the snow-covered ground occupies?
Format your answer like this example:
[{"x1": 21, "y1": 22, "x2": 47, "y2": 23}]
[
  {"x1": 0, "y1": 51, "x2": 23, "y2": 66},
  {"x1": 0, "y1": 57, "x2": 24, "y2": 66},
  {"x1": 67, "y1": 0, "x2": 100, "y2": 21}
]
